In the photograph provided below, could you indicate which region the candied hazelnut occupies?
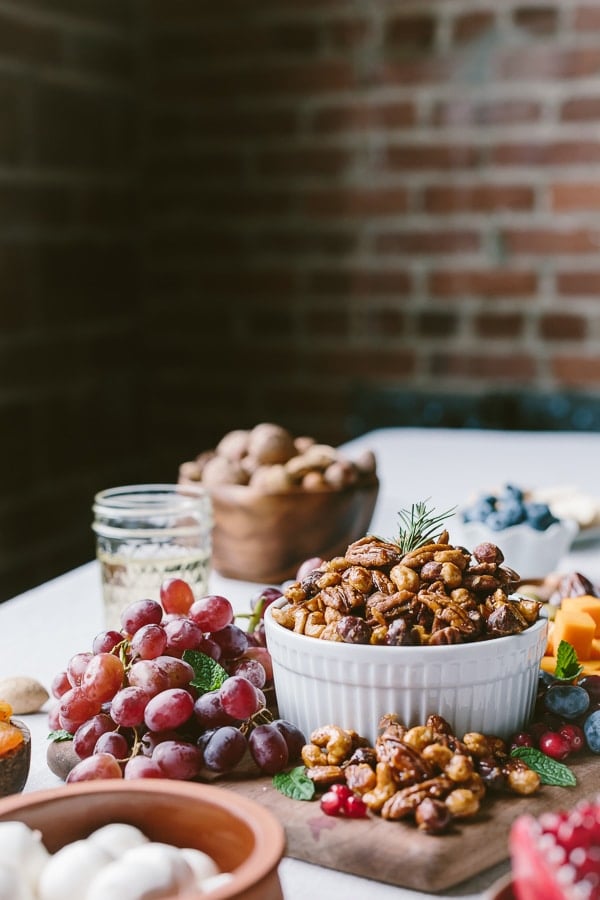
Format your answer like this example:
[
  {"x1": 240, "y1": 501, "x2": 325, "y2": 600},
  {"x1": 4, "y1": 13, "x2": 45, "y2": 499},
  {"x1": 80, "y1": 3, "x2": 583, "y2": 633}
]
[
  {"x1": 336, "y1": 615, "x2": 372, "y2": 644},
  {"x1": 415, "y1": 797, "x2": 451, "y2": 834}
]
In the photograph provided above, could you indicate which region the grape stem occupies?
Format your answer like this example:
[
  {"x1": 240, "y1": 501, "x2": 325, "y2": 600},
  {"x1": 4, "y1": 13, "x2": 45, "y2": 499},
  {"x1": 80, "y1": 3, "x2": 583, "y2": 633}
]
[
  {"x1": 240, "y1": 706, "x2": 273, "y2": 736},
  {"x1": 236, "y1": 597, "x2": 265, "y2": 635}
]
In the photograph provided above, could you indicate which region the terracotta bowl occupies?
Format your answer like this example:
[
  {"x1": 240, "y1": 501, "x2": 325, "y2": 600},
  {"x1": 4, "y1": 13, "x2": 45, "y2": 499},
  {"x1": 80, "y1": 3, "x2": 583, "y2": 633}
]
[
  {"x1": 209, "y1": 480, "x2": 379, "y2": 583},
  {"x1": 0, "y1": 779, "x2": 285, "y2": 900}
]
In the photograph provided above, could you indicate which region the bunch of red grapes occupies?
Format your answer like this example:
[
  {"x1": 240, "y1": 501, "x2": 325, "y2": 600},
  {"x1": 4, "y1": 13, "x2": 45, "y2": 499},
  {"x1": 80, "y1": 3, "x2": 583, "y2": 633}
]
[{"x1": 48, "y1": 580, "x2": 305, "y2": 782}]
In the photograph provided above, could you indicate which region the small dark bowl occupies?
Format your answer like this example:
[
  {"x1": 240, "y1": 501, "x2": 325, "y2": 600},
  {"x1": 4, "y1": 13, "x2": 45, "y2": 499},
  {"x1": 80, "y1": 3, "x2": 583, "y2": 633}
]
[{"x1": 0, "y1": 718, "x2": 30, "y2": 797}]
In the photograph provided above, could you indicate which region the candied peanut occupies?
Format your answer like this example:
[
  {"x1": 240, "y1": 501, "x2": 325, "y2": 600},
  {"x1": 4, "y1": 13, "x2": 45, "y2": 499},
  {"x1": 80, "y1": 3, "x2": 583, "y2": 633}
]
[
  {"x1": 445, "y1": 788, "x2": 480, "y2": 819},
  {"x1": 444, "y1": 753, "x2": 475, "y2": 783},
  {"x1": 421, "y1": 742, "x2": 453, "y2": 770},
  {"x1": 403, "y1": 726, "x2": 434, "y2": 753},
  {"x1": 362, "y1": 762, "x2": 398, "y2": 812}
]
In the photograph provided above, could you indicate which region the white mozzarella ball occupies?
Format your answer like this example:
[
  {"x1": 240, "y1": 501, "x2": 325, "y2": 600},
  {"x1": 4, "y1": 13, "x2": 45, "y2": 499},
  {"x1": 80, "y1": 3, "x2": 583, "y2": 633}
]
[
  {"x1": 0, "y1": 822, "x2": 50, "y2": 890},
  {"x1": 37, "y1": 840, "x2": 111, "y2": 900},
  {"x1": 0, "y1": 864, "x2": 35, "y2": 900},
  {"x1": 200, "y1": 872, "x2": 235, "y2": 892},
  {"x1": 87, "y1": 823, "x2": 149, "y2": 859},
  {"x1": 120, "y1": 842, "x2": 195, "y2": 892},
  {"x1": 180, "y1": 847, "x2": 220, "y2": 885},
  {"x1": 86, "y1": 846, "x2": 194, "y2": 900}
]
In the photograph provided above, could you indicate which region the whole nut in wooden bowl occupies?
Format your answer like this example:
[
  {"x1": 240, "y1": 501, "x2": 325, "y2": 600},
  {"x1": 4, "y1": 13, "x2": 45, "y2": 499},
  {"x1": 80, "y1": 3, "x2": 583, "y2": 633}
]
[
  {"x1": 0, "y1": 779, "x2": 285, "y2": 900},
  {"x1": 179, "y1": 423, "x2": 379, "y2": 583}
]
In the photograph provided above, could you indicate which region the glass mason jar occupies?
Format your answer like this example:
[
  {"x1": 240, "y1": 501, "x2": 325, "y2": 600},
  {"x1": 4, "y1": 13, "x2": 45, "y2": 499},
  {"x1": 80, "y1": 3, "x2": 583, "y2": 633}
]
[{"x1": 93, "y1": 484, "x2": 213, "y2": 629}]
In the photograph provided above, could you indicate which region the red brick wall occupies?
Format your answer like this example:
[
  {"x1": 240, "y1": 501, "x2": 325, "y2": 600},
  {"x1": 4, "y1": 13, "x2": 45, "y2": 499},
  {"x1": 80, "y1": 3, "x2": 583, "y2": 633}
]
[
  {"x1": 141, "y1": 0, "x2": 600, "y2": 454},
  {"x1": 4, "y1": 0, "x2": 600, "y2": 598},
  {"x1": 0, "y1": 0, "x2": 142, "y2": 599}
]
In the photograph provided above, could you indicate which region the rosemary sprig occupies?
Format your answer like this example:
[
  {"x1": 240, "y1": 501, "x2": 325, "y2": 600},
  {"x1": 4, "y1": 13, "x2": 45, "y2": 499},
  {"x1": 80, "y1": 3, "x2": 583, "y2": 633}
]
[{"x1": 396, "y1": 500, "x2": 456, "y2": 553}]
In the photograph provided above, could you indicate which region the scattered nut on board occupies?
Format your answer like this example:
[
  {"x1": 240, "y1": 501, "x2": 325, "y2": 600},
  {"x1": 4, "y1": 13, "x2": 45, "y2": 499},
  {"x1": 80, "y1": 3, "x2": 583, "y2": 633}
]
[{"x1": 0, "y1": 676, "x2": 49, "y2": 714}]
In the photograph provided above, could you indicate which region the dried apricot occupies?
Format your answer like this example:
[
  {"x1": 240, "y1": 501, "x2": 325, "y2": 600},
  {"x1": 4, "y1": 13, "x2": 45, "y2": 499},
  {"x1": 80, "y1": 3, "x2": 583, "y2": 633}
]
[
  {"x1": 0, "y1": 701, "x2": 13, "y2": 723},
  {"x1": 0, "y1": 721, "x2": 24, "y2": 755}
]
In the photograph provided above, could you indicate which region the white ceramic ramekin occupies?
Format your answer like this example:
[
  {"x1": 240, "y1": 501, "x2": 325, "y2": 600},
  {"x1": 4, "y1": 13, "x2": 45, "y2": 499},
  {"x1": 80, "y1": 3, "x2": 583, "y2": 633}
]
[{"x1": 264, "y1": 607, "x2": 548, "y2": 743}]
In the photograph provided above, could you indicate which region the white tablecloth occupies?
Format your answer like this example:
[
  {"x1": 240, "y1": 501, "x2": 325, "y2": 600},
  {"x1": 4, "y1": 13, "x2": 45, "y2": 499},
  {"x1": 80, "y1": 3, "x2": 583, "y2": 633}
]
[{"x1": 3, "y1": 427, "x2": 600, "y2": 899}]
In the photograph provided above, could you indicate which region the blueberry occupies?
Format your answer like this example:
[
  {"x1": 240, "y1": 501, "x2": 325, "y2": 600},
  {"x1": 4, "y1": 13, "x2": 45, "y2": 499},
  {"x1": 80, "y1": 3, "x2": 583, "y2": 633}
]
[
  {"x1": 538, "y1": 669, "x2": 557, "y2": 688},
  {"x1": 523, "y1": 502, "x2": 558, "y2": 531},
  {"x1": 584, "y1": 709, "x2": 600, "y2": 753},
  {"x1": 484, "y1": 511, "x2": 512, "y2": 531},
  {"x1": 499, "y1": 500, "x2": 526, "y2": 527},
  {"x1": 503, "y1": 484, "x2": 524, "y2": 503},
  {"x1": 544, "y1": 684, "x2": 590, "y2": 720},
  {"x1": 462, "y1": 498, "x2": 495, "y2": 523}
]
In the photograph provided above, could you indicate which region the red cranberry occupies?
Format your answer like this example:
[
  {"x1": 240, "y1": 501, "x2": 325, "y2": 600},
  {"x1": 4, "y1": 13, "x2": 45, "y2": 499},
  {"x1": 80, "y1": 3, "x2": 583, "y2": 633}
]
[
  {"x1": 510, "y1": 731, "x2": 535, "y2": 752},
  {"x1": 539, "y1": 730, "x2": 571, "y2": 761},
  {"x1": 560, "y1": 723, "x2": 585, "y2": 753}
]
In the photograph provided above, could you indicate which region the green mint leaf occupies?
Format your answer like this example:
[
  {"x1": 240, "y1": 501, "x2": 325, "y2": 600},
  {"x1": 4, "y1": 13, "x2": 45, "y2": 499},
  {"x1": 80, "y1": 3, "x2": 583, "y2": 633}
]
[
  {"x1": 272, "y1": 766, "x2": 315, "y2": 801},
  {"x1": 47, "y1": 729, "x2": 73, "y2": 743},
  {"x1": 182, "y1": 649, "x2": 229, "y2": 693},
  {"x1": 554, "y1": 640, "x2": 584, "y2": 682},
  {"x1": 511, "y1": 746, "x2": 577, "y2": 786}
]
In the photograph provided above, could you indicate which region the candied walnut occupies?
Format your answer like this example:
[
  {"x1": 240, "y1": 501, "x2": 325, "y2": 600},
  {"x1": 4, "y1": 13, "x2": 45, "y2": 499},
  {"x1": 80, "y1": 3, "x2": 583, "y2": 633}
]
[
  {"x1": 445, "y1": 788, "x2": 480, "y2": 819},
  {"x1": 304, "y1": 765, "x2": 345, "y2": 786},
  {"x1": 389, "y1": 564, "x2": 420, "y2": 593},
  {"x1": 304, "y1": 611, "x2": 327, "y2": 638},
  {"x1": 336, "y1": 615, "x2": 372, "y2": 644},
  {"x1": 270, "y1": 604, "x2": 296, "y2": 629},
  {"x1": 309, "y1": 725, "x2": 354, "y2": 765},
  {"x1": 319, "y1": 623, "x2": 344, "y2": 641},
  {"x1": 415, "y1": 798, "x2": 452, "y2": 834},
  {"x1": 293, "y1": 607, "x2": 309, "y2": 634},
  {"x1": 345, "y1": 762, "x2": 377, "y2": 794},
  {"x1": 345, "y1": 536, "x2": 404, "y2": 568}
]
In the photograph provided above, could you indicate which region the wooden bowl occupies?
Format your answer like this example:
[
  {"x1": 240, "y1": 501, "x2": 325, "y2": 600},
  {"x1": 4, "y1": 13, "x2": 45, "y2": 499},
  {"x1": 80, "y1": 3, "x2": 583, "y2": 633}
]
[
  {"x1": 209, "y1": 480, "x2": 379, "y2": 583},
  {"x1": 0, "y1": 780, "x2": 285, "y2": 900}
]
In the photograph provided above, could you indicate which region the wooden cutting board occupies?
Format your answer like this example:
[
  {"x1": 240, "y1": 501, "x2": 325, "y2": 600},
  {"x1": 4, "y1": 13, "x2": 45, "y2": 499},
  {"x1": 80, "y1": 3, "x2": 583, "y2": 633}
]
[{"x1": 218, "y1": 754, "x2": 600, "y2": 893}]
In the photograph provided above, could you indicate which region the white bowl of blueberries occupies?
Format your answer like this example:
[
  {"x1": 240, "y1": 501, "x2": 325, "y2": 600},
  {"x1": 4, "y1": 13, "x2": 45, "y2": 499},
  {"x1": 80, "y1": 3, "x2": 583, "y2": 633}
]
[{"x1": 459, "y1": 484, "x2": 579, "y2": 581}]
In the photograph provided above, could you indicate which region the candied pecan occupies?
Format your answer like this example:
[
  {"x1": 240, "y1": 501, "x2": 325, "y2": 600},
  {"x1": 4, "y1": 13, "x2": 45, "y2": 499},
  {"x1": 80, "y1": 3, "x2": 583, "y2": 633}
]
[
  {"x1": 429, "y1": 626, "x2": 465, "y2": 645},
  {"x1": 433, "y1": 547, "x2": 470, "y2": 570},
  {"x1": 336, "y1": 615, "x2": 372, "y2": 644},
  {"x1": 345, "y1": 762, "x2": 377, "y2": 793},
  {"x1": 376, "y1": 736, "x2": 434, "y2": 785},
  {"x1": 431, "y1": 603, "x2": 475, "y2": 634},
  {"x1": 348, "y1": 746, "x2": 377, "y2": 767},
  {"x1": 366, "y1": 590, "x2": 414, "y2": 622},
  {"x1": 320, "y1": 583, "x2": 364, "y2": 614},
  {"x1": 400, "y1": 548, "x2": 436, "y2": 569},
  {"x1": 381, "y1": 776, "x2": 454, "y2": 820},
  {"x1": 345, "y1": 536, "x2": 403, "y2": 568},
  {"x1": 304, "y1": 765, "x2": 345, "y2": 786},
  {"x1": 371, "y1": 570, "x2": 396, "y2": 595}
]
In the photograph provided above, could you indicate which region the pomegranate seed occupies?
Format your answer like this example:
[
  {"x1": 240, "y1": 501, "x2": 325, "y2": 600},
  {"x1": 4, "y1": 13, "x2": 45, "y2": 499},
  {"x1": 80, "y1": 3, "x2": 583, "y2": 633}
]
[
  {"x1": 344, "y1": 795, "x2": 368, "y2": 819},
  {"x1": 320, "y1": 791, "x2": 344, "y2": 816},
  {"x1": 329, "y1": 783, "x2": 352, "y2": 801}
]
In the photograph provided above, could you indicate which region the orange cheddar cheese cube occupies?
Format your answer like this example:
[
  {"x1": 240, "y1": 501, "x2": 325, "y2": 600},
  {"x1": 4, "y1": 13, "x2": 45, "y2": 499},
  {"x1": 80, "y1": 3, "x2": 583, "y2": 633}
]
[
  {"x1": 550, "y1": 608, "x2": 596, "y2": 661},
  {"x1": 560, "y1": 595, "x2": 600, "y2": 637}
]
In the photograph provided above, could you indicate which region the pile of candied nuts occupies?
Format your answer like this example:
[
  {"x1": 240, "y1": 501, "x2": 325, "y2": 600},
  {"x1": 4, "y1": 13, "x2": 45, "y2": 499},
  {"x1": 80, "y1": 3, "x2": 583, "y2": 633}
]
[
  {"x1": 302, "y1": 714, "x2": 541, "y2": 834},
  {"x1": 272, "y1": 530, "x2": 541, "y2": 645}
]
